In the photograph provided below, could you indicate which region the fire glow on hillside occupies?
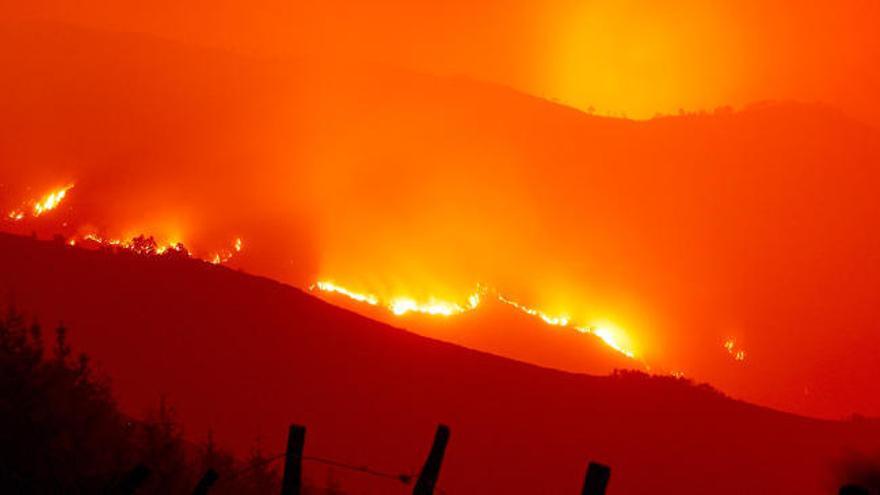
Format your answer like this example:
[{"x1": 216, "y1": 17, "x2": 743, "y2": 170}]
[
  {"x1": 7, "y1": 185, "x2": 74, "y2": 221},
  {"x1": 71, "y1": 233, "x2": 244, "y2": 266},
  {"x1": 311, "y1": 280, "x2": 637, "y2": 359},
  {"x1": 5, "y1": 184, "x2": 641, "y2": 361},
  {"x1": 6, "y1": 183, "x2": 244, "y2": 266}
]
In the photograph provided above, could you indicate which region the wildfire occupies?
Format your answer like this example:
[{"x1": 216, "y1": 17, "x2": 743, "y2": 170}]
[
  {"x1": 576, "y1": 324, "x2": 636, "y2": 359},
  {"x1": 724, "y1": 338, "x2": 746, "y2": 362},
  {"x1": 81, "y1": 233, "x2": 188, "y2": 256},
  {"x1": 7, "y1": 184, "x2": 74, "y2": 221},
  {"x1": 496, "y1": 293, "x2": 570, "y2": 326},
  {"x1": 74, "y1": 232, "x2": 243, "y2": 265},
  {"x1": 209, "y1": 237, "x2": 244, "y2": 265},
  {"x1": 310, "y1": 280, "x2": 637, "y2": 359},
  {"x1": 388, "y1": 292, "x2": 481, "y2": 316},
  {"x1": 312, "y1": 281, "x2": 379, "y2": 305},
  {"x1": 311, "y1": 280, "x2": 481, "y2": 316}
]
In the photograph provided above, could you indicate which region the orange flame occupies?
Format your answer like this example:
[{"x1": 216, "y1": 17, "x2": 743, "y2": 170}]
[
  {"x1": 311, "y1": 280, "x2": 637, "y2": 359},
  {"x1": 724, "y1": 338, "x2": 746, "y2": 362},
  {"x1": 76, "y1": 232, "x2": 243, "y2": 265},
  {"x1": 311, "y1": 280, "x2": 481, "y2": 317},
  {"x1": 208, "y1": 237, "x2": 244, "y2": 265},
  {"x1": 7, "y1": 184, "x2": 74, "y2": 221}
]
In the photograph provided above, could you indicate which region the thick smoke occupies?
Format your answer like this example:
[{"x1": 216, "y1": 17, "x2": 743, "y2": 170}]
[{"x1": 2, "y1": 21, "x2": 880, "y2": 419}]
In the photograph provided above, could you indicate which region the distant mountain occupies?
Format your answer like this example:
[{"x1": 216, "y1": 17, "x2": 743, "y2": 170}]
[{"x1": 1, "y1": 232, "x2": 878, "y2": 494}]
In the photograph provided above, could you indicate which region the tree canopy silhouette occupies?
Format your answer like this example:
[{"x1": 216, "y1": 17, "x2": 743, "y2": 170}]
[{"x1": 0, "y1": 306, "x2": 344, "y2": 494}]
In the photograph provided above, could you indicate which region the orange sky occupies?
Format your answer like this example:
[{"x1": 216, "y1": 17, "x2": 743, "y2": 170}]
[
  {"x1": 2, "y1": 1, "x2": 880, "y2": 419},
  {"x1": 6, "y1": 0, "x2": 880, "y2": 121}
]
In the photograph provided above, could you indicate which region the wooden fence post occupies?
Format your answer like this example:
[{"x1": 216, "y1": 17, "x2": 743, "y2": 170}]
[
  {"x1": 280, "y1": 424, "x2": 306, "y2": 495},
  {"x1": 192, "y1": 468, "x2": 219, "y2": 495},
  {"x1": 116, "y1": 464, "x2": 150, "y2": 495},
  {"x1": 413, "y1": 424, "x2": 450, "y2": 495},
  {"x1": 581, "y1": 462, "x2": 611, "y2": 495}
]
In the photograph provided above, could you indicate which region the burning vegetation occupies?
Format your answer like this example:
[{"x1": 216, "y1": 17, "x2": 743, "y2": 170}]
[
  {"x1": 723, "y1": 338, "x2": 746, "y2": 362},
  {"x1": 7, "y1": 185, "x2": 74, "y2": 221},
  {"x1": 5, "y1": 183, "x2": 244, "y2": 266},
  {"x1": 311, "y1": 280, "x2": 637, "y2": 359}
]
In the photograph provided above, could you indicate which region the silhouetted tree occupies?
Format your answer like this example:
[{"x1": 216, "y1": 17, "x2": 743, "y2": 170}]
[
  {"x1": 130, "y1": 235, "x2": 158, "y2": 256},
  {"x1": 1, "y1": 306, "x2": 343, "y2": 494},
  {"x1": 238, "y1": 441, "x2": 280, "y2": 493},
  {"x1": 161, "y1": 243, "x2": 191, "y2": 260},
  {"x1": 135, "y1": 396, "x2": 194, "y2": 493},
  {"x1": 0, "y1": 307, "x2": 133, "y2": 492}
]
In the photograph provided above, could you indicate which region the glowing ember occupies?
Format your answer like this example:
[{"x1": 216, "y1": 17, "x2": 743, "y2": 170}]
[
  {"x1": 311, "y1": 280, "x2": 638, "y2": 359},
  {"x1": 724, "y1": 338, "x2": 746, "y2": 362},
  {"x1": 6, "y1": 184, "x2": 74, "y2": 221}
]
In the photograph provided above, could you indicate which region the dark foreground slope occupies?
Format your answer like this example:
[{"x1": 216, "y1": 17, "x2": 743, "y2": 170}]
[{"x1": 1, "y1": 233, "x2": 878, "y2": 494}]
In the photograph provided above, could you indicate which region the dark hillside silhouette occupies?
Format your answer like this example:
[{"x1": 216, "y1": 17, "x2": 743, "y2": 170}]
[{"x1": 1, "y1": 233, "x2": 880, "y2": 493}]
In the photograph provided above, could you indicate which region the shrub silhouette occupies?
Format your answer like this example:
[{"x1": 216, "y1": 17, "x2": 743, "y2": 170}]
[
  {"x1": 0, "y1": 306, "x2": 342, "y2": 494},
  {"x1": 0, "y1": 307, "x2": 133, "y2": 492}
]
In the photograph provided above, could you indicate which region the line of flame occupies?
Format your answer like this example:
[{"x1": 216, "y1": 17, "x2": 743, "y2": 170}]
[
  {"x1": 7, "y1": 185, "x2": 74, "y2": 221},
  {"x1": 74, "y1": 233, "x2": 243, "y2": 266},
  {"x1": 311, "y1": 280, "x2": 637, "y2": 359}
]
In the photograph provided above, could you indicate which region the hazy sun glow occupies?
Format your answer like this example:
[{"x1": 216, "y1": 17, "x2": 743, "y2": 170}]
[{"x1": 539, "y1": 1, "x2": 745, "y2": 118}]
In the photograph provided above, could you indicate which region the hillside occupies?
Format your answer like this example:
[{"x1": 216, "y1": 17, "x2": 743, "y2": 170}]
[
  {"x1": 3, "y1": 22, "x2": 880, "y2": 419},
  {"x1": 0, "y1": 232, "x2": 878, "y2": 493},
  {"x1": 312, "y1": 288, "x2": 638, "y2": 376}
]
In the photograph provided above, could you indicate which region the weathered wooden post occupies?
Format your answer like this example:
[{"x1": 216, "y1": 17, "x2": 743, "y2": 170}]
[
  {"x1": 840, "y1": 485, "x2": 869, "y2": 495},
  {"x1": 581, "y1": 462, "x2": 611, "y2": 495},
  {"x1": 280, "y1": 424, "x2": 306, "y2": 495},
  {"x1": 116, "y1": 464, "x2": 150, "y2": 494},
  {"x1": 192, "y1": 469, "x2": 219, "y2": 495},
  {"x1": 413, "y1": 424, "x2": 450, "y2": 495}
]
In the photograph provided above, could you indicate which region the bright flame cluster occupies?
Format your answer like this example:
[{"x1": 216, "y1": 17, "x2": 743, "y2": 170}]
[
  {"x1": 78, "y1": 233, "x2": 186, "y2": 255},
  {"x1": 210, "y1": 237, "x2": 244, "y2": 265},
  {"x1": 72, "y1": 232, "x2": 243, "y2": 265},
  {"x1": 496, "y1": 293, "x2": 570, "y2": 326},
  {"x1": 311, "y1": 280, "x2": 636, "y2": 359},
  {"x1": 723, "y1": 338, "x2": 746, "y2": 362},
  {"x1": 389, "y1": 291, "x2": 481, "y2": 316},
  {"x1": 311, "y1": 280, "x2": 482, "y2": 316},
  {"x1": 7, "y1": 185, "x2": 74, "y2": 221}
]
